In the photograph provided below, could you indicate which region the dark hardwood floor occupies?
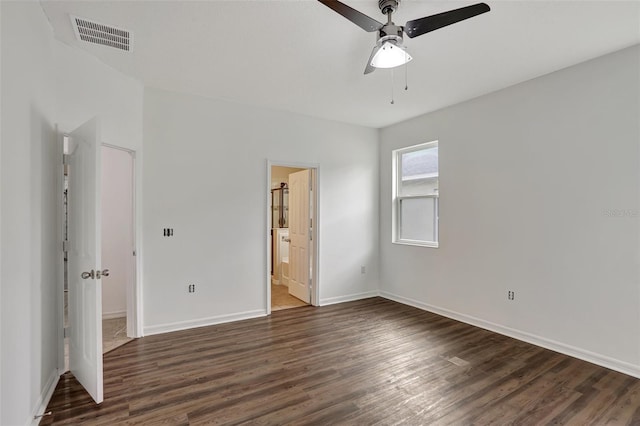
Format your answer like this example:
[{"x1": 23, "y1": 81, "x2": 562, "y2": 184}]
[{"x1": 42, "y1": 297, "x2": 640, "y2": 425}]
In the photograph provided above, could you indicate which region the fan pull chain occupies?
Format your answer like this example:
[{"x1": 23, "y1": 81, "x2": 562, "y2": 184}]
[
  {"x1": 390, "y1": 68, "x2": 395, "y2": 105},
  {"x1": 405, "y1": 51, "x2": 409, "y2": 91}
]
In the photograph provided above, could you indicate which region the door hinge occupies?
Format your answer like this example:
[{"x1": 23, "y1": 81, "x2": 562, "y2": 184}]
[
  {"x1": 63, "y1": 154, "x2": 70, "y2": 166},
  {"x1": 63, "y1": 327, "x2": 69, "y2": 338},
  {"x1": 62, "y1": 240, "x2": 69, "y2": 252},
  {"x1": 133, "y1": 250, "x2": 136, "y2": 256}
]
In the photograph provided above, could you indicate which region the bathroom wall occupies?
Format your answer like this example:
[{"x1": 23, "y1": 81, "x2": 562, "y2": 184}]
[{"x1": 271, "y1": 166, "x2": 304, "y2": 191}]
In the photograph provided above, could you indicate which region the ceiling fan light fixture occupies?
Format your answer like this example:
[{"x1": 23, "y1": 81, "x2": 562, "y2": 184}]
[
  {"x1": 319, "y1": 0, "x2": 491, "y2": 77},
  {"x1": 370, "y1": 40, "x2": 412, "y2": 69}
]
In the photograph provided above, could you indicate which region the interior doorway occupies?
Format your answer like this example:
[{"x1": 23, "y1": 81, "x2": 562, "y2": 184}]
[
  {"x1": 61, "y1": 139, "x2": 137, "y2": 371},
  {"x1": 100, "y1": 144, "x2": 136, "y2": 352},
  {"x1": 267, "y1": 163, "x2": 319, "y2": 313}
]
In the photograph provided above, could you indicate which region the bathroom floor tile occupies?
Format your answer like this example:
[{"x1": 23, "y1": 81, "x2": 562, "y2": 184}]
[{"x1": 271, "y1": 283, "x2": 308, "y2": 311}]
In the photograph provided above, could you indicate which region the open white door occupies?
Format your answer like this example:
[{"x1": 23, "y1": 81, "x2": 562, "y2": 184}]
[
  {"x1": 288, "y1": 169, "x2": 311, "y2": 303},
  {"x1": 67, "y1": 117, "x2": 104, "y2": 404}
]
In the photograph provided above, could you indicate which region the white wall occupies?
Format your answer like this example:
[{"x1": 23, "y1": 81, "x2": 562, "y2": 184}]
[
  {"x1": 0, "y1": 4, "x2": 2, "y2": 420},
  {"x1": 53, "y1": 34, "x2": 144, "y2": 338},
  {"x1": 101, "y1": 146, "x2": 134, "y2": 319},
  {"x1": 4, "y1": 4, "x2": 636, "y2": 423},
  {"x1": 1, "y1": 2, "x2": 58, "y2": 424},
  {"x1": 142, "y1": 88, "x2": 379, "y2": 334},
  {"x1": 53, "y1": 41, "x2": 143, "y2": 151},
  {"x1": 379, "y1": 45, "x2": 640, "y2": 377},
  {"x1": 1, "y1": 3, "x2": 144, "y2": 423}
]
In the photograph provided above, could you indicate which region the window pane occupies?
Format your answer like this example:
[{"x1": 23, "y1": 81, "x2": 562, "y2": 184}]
[
  {"x1": 401, "y1": 146, "x2": 438, "y2": 178},
  {"x1": 399, "y1": 146, "x2": 438, "y2": 197},
  {"x1": 399, "y1": 197, "x2": 436, "y2": 242}
]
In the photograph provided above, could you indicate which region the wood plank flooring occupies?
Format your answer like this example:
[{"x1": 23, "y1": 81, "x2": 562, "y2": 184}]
[{"x1": 41, "y1": 298, "x2": 640, "y2": 425}]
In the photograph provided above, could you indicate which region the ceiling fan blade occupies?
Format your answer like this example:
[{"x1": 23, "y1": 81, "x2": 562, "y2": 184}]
[
  {"x1": 318, "y1": 0, "x2": 384, "y2": 32},
  {"x1": 404, "y1": 3, "x2": 490, "y2": 39},
  {"x1": 364, "y1": 45, "x2": 380, "y2": 74}
]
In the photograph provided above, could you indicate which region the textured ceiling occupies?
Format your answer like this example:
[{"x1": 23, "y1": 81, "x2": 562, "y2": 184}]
[{"x1": 40, "y1": 0, "x2": 640, "y2": 128}]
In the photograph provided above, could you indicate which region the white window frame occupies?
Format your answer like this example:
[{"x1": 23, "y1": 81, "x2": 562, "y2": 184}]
[{"x1": 392, "y1": 141, "x2": 439, "y2": 248}]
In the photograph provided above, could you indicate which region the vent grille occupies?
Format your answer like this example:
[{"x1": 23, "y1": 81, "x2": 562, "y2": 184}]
[{"x1": 71, "y1": 15, "x2": 132, "y2": 52}]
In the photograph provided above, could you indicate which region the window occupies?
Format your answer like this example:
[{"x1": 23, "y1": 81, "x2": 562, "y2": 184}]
[{"x1": 393, "y1": 141, "x2": 439, "y2": 247}]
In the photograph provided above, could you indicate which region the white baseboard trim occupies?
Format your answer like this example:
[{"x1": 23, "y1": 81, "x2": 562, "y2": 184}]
[
  {"x1": 102, "y1": 310, "x2": 126, "y2": 320},
  {"x1": 319, "y1": 290, "x2": 379, "y2": 306},
  {"x1": 29, "y1": 369, "x2": 60, "y2": 426},
  {"x1": 379, "y1": 291, "x2": 640, "y2": 379},
  {"x1": 144, "y1": 309, "x2": 267, "y2": 336}
]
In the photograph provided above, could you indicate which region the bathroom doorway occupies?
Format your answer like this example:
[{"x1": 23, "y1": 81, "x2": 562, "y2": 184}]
[{"x1": 267, "y1": 163, "x2": 319, "y2": 313}]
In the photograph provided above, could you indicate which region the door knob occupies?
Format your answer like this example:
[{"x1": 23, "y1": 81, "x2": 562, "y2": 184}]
[
  {"x1": 96, "y1": 269, "x2": 110, "y2": 279},
  {"x1": 81, "y1": 270, "x2": 95, "y2": 279}
]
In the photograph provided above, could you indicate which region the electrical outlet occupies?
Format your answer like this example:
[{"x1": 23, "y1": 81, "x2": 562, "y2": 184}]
[
  {"x1": 361, "y1": 265, "x2": 366, "y2": 274},
  {"x1": 188, "y1": 284, "x2": 195, "y2": 293},
  {"x1": 507, "y1": 290, "x2": 515, "y2": 301}
]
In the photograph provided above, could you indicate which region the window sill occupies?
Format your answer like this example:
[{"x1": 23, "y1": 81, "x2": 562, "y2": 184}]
[{"x1": 393, "y1": 240, "x2": 439, "y2": 248}]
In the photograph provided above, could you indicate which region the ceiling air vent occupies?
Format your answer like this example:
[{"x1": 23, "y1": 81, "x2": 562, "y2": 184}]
[{"x1": 71, "y1": 15, "x2": 132, "y2": 52}]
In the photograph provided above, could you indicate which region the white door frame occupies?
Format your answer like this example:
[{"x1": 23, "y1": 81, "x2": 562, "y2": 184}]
[
  {"x1": 56, "y1": 128, "x2": 65, "y2": 373},
  {"x1": 103, "y1": 143, "x2": 140, "y2": 338},
  {"x1": 266, "y1": 160, "x2": 319, "y2": 314}
]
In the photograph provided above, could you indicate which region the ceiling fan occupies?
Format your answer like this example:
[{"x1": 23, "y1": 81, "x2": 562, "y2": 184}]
[{"x1": 318, "y1": 0, "x2": 490, "y2": 74}]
